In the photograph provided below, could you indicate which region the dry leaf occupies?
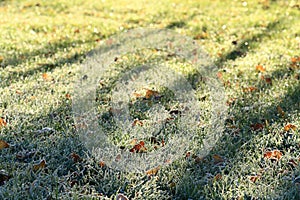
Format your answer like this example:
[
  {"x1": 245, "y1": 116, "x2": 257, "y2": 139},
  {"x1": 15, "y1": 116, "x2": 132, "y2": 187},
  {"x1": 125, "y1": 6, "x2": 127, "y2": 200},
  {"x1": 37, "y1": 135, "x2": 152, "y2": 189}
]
[
  {"x1": 277, "y1": 106, "x2": 285, "y2": 117},
  {"x1": 264, "y1": 150, "x2": 282, "y2": 160},
  {"x1": 70, "y1": 153, "x2": 81, "y2": 162},
  {"x1": 0, "y1": 55, "x2": 4, "y2": 62},
  {"x1": 0, "y1": 140, "x2": 9, "y2": 150},
  {"x1": 0, "y1": 118, "x2": 7, "y2": 127},
  {"x1": 146, "y1": 166, "x2": 160, "y2": 176},
  {"x1": 251, "y1": 123, "x2": 264, "y2": 131},
  {"x1": 144, "y1": 89, "x2": 159, "y2": 99},
  {"x1": 0, "y1": 170, "x2": 11, "y2": 186},
  {"x1": 249, "y1": 175, "x2": 260, "y2": 183},
  {"x1": 116, "y1": 193, "x2": 129, "y2": 200},
  {"x1": 65, "y1": 93, "x2": 71, "y2": 99},
  {"x1": 132, "y1": 119, "x2": 143, "y2": 126},
  {"x1": 284, "y1": 124, "x2": 297, "y2": 131},
  {"x1": 42, "y1": 73, "x2": 51, "y2": 81},
  {"x1": 214, "y1": 173, "x2": 222, "y2": 181},
  {"x1": 243, "y1": 86, "x2": 257, "y2": 93},
  {"x1": 129, "y1": 140, "x2": 147, "y2": 153},
  {"x1": 256, "y1": 65, "x2": 265, "y2": 72},
  {"x1": 99, "y1": 161, "x2": 105, "y2": 167},
  {"x1": 213, "y1": 154, "x2": 224, "y2": 164},
  {"x1": 33, "y1": 159, "x2": 46, "y2": 171}
]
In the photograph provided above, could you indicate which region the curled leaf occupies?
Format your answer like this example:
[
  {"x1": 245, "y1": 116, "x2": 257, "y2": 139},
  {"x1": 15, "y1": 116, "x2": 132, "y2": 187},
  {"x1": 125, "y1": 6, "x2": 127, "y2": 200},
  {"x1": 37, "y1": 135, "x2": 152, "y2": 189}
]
[
  {"x1": 263, "y1": 150, "x2": 282, "y2": 160},
  {"x1": 284, "y1": 124, "x2": 297, "y2": 131},
  {"x1": 0, "y1": 118, "x2": 7, "y2": 127}
]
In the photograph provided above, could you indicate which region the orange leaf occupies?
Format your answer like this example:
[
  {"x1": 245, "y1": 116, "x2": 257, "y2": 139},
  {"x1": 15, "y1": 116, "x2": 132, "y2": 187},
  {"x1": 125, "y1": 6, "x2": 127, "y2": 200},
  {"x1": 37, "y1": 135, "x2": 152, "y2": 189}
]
[
  {"x1": 0, "y1": 140, "x2": 9, "y2": 150},
  {"x1": 144, "y1": 89, "x2": 159, "y2": 99},
  {"x1": 256, "y1": 65, "x2": 265, "y2": 72},
  {"x1": 277, "y1": 106, "x2": 285, "y2": 117},
  {"x1": 42, "y1": 73, "x2": 50, "y2": 81},
  {"x1": 0, "y1": 118, "x2": 7, "y2": 127},
  {"x1": 249, "y1": 175, "x2": 260, "y2": 183},
  {"x1": 264, "y1": 150, "x2": 282, "y2": 160},
  {"x1": 33, "y1": 159, "x2": 46, "y2": 171},
  {"x1": 132, "y1": 119, "x2": 143, "y2": 126},
  {"x1": 213, "y1": 154, "x2": 224, "y2": 164},
  {"x1": 65, "y1": 93, "x2": 71, "y2": 99},
  {"x1": 70, "y1": 152, "x2": 81, "y2": 162},
  {"x1": 284, "y1": 124, "x2": 297, "y2": 131},
  {"x1": 243, "y1": 86, "x2": 257, "y2": 93},
  {"x1": 99, "y1": 161, "x2": 105, "y2": 167},
  {"x1": 216, "y1": 72, "x2": 223, "y2": 79},
  {"x1": 146, "y1": 166, "x2": 160, "y2": 176}
]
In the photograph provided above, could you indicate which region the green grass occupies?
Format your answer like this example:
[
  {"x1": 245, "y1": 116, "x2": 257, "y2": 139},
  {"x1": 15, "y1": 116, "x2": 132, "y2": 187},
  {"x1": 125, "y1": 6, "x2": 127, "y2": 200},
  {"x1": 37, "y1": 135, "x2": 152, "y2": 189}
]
[{"x1": 0, "y1": 0, "x2": 300, "y2": 199}]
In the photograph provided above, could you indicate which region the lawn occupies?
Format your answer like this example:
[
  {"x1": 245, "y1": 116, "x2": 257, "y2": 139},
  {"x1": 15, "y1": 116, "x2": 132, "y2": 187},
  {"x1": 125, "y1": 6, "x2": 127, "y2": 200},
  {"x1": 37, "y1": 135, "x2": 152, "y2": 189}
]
[{"x1": 0, "y1": 0, "x2": 300, "y2": 199}]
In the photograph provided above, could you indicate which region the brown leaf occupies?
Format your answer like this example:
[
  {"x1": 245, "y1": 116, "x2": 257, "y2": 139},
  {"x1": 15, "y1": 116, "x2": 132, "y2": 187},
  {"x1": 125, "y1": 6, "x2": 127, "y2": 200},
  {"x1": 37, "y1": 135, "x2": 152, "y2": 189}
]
[
  {"x1": 251, "y1": 123, "x2": 264, "y2": 131},
  {"x1": 243, "y1": 86, "x2": 257, "y2": 93},
  {"x1": 65, "y1": 93, "x2": 71, "y2": 99},
  {"x1": 70, "y1": 152, "x2": 81, "y2": 162},
  {"x1": 249, "y1": 175, "x2": 260, "y2": 183},
  {"x1": 144, "y1": 89, "x2": 159, "y2": 99},
  {"x1": 213, "y1": 154, "x2": 224, "y2": 164},
  {"x1": 0, "y1": 140, "x2": 9, "y2": 150},
  {"x1": 99, "y1": 161, "x2": 105, "y2": 168},
  {"x1": 214, "y1": 173, "x2": 222, "y2": 181},
  {"x1": 146, "y1": 166, "x2": 160, "y2": 176},
  {"x1": 256, "y1": 65, "x2": 266, "y2": 72},
  {"x1": 132, "y1": 119, "x2": 143, "y2": 126},
  {"x1": 129, "y1": 140, "x2": 147, "y2": 153},
  {"x1": 0, "y1": 170, "x2": 11, "y2": 186},
  {"x1": 264, "y1": 150, "x2": 282, "y2": 160},
  {"x1": 116, "y1": 193, "x2": 129, "y2": 200},
  {"x1": 277, "y1": 106, "x2": 285, "y2": 117},
  {"x1": 284, "y1": 124, "x2": 297, "y2": 131},
  {"x1": 42, "y1": 73, "x2": 51, "y2": 81},
  {"x1": 0, "y1": 118, "x2": 7, "y2": 127},
  {"x1": 33, "y1": 159, "x2": 46, "y2": 171}
]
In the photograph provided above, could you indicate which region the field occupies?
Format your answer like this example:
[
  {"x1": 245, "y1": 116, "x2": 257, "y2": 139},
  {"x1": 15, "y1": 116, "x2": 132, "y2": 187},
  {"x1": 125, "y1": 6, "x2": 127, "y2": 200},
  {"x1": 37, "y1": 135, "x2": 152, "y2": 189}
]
[{"x1": 0, "y1": 0, "x2": 300, "y2": 199}]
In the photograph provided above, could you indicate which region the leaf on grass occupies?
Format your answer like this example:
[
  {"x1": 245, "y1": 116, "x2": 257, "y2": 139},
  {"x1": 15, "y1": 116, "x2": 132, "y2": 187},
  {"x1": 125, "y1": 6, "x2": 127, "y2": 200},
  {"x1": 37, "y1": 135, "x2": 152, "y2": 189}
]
[
  {"x1": 213, "y1": 154, "x2": 224, "y2": 164},
  {"x1": 99, "y1": 161, "x2": 105, "y2": 168},
  {"x1": 214, "y1": 173, "x2": 222, "y2": 181},
  {"x1": 284, "y1": 124, "x2": 297, "y2": 131},
  {"x1": 260, "y1": 75, "x2": 272, "y2": 84},
  {"x1": 144, "y1": 89, "x2": 160, "y2": 99},
  {"x1": 0, "y1": 118, "x2": 7, "y2": 127},
  {"x1": 251, "y1": 123, "x2": 264, "y2": 131},
  {"x1": 0, "y1": 140, "x2": 9, "y2": 150},
  {"x1": 129, "y1": 140, "x2": 147, "y2": 153},
  {"x1": 16, "y1": 90, "x2": 23, "y2": 95},
  {"x1": 264, "y1": 150, "x2": 282, "y2": 160},
  {"x1": 0, "y1": 55, "x2": 4, "y2": 62},
  {"x1": 65, "y1": 93, "x2": 71, "y2": 99},
  {"x1": 249, "y1": 175, "x2": 260, "y2": 183},
  {"x1": 70, "y1": 153, "x2": 81, "y2": 162},
  {"x1": 243, "y1": 86, "x2": 257, "y2": 93},
  {"x1": 116, "y1": 193, "x2": 129, "y2": 200},
  {"x1": 146, "y1": 166, "x2": 160, "y2": 176},
  {"x1": 33, "y1": 159, "x2": 46, "y2": 171},
  {"x1": 42, "y1": 73, "x2": 51, "y2": 81},
  {"x1": 256, "y1": 65, "x2": 265, "y2": 72},
  {"x1": 132, "y1": 119, "x2": 143, "y2": 126},
  {"x1": 277, "y1": 106, "x2": 285, "y2": 117},
  {"x1": 0, "y1": 170, "x2": 11, "y2": 186},
  {"x1": 185, "y1": 151, "x2": 191, "y2": 158}
]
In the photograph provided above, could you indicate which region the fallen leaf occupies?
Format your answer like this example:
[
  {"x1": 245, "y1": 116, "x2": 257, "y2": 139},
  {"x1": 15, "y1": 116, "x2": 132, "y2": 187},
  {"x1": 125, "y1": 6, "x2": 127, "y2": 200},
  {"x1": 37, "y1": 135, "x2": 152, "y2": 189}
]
[
  {"x1": 277, "y1": 106, "x2": 285, "y2": 117},
  {"x1": 216, "y1": 72, "x2": 223, "y2": 79},
  {"x1": 213, "y1": 154, "x2": 224, "y2": 164},
  {"x1": 185, "y1": 151, "x2": 191, "y2": 158},
  {"x1": 144, "y1": 89, "x2": 159, "y2": 99},
  {"x1": 214, "y1": 173, "x2": 222, "y2": 181},
  {"x1": 132, "y1": 119, "x2": 143, "y2": 126},
  {"x1": 99, "y1": 161, "x2": 105, "y2": 167},
  {"x1": 33, "y1": 159, "x2": 46, "y2": 171},
  {"x1": 146, "y1": 166, "x2": 160, "y2": 176},
  {"x1": 16, "y1": 90, "x2": 23, "y2": 95},
  {"x1": 129, "y1": 140, "x2": 147, "y2": 153},
  {"x1": 284, "y1": 124, "x2": 297, "y2": 131},
  {"x1": 249, "y1": 175, "x2": 260, "y2": 183},
  {"x1": 256, "y1": 65, "x2": 266, "y2": 72},
  {"x1": 42, "y1": 73, "x2": 51, "y2": 81},
  {"x1": 0, "y1": 55, "x2": 4, "y2": 62},
  {"x1": 264, "y1": 150, "x2": 282, "y2": 160},
  {"x1": 0, "y1": 140, "x2": 9, "y2": 150},
  {"x1": 116, "y1": 193, "x2": 129, "y2": 200},
  {"x1": 70, "y1": 152, "x2": 81, "y2": 162},
  {"x1": 65, "y1": 93, "x2": 71, "y2": 99},
  {"x1": 0, "y1": 118, "x2": 7, "y2": 127},
  {"x1": 0, "y1": 170, "x2": 11, "y2": 186},
  {"x1": 251, "y1": 123, "x2": 264, "y2": 131},
  {"x1": 243, "y1": 86, "x2": 257, "y2": 93}
]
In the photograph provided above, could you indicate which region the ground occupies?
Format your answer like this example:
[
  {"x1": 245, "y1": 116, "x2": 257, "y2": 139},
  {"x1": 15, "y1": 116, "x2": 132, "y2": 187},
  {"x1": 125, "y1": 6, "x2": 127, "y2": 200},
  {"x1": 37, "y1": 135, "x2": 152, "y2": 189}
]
[{"x1": 0, "y1": 0, "x2": 299, "y2": 199}]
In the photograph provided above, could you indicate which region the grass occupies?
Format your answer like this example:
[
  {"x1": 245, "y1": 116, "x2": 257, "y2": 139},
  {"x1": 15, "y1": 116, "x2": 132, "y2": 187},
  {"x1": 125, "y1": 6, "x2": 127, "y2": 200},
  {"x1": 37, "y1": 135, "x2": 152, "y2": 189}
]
[{"x1": 0, "y1": 0, "x2": 300, "y2": 199}]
